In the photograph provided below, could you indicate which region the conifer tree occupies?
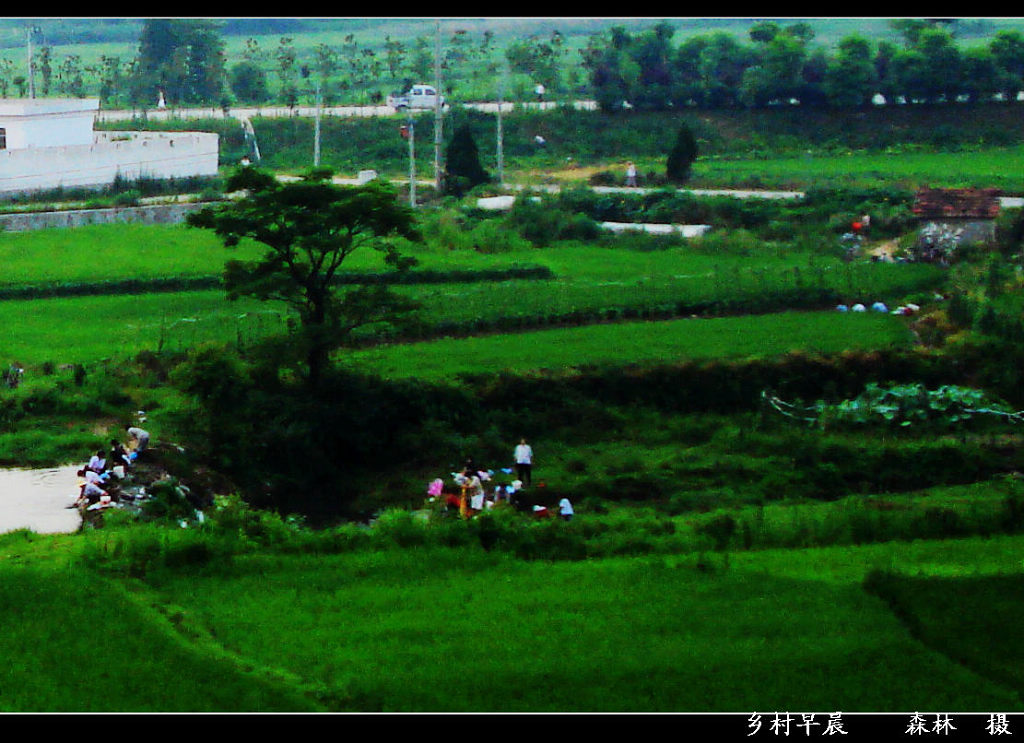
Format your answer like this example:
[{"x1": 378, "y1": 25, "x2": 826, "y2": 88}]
[
  {"x1": 666, "y1": 123, "x2": 698, "y2": 184},
  {"x1": 444, "y1": 124, "x2": 490, "y2": 197}
]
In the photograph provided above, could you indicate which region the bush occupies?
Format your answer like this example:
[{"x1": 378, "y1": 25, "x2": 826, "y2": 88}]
[
  {"x1": 666, "y1": 123, "x2": 698, "y2": 183},
  {"x1": 372, "y1": 508, "x2": 429, "y2": 548},
  {"x1": 139, "y1": 478, "x2": 200, "y2": 523},
  {"x1": 696, "y1": 513, "x2": 736, "y2": 551}
]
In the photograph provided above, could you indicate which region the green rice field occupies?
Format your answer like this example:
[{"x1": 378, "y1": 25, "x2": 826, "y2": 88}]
[
  {"x1": 347, "y1": 310, "x2": 913, "y2": 380},
  {"x1": 0, "y1": 225, "x2": 938, "y2": 367},
  {"x1": 64, "y1": 531, "x2": 1024, "y2": 712},
  {"x1": 697, "y1": 146, "x2": 1024, "y2": 192}
]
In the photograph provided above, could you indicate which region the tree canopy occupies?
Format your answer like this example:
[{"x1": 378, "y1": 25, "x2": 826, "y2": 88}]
[
  {"x1": 131, "y1": 19, "x2": 228, "y2": 106},
  {"x1": 187, "y1": 168, "x2": 422, "y2": 386}
]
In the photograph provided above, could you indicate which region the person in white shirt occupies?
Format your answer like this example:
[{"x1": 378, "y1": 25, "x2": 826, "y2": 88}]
[
  {"x1": 626, "y1": 161, "x2": 638, "y2": 187},
  {"x1": 558, "y1": 497, "x2": 574, "y2": 522},
  {"x1": 514, "y1": 439, "x2": 533, "y2": 487},
  {"x1": 126, "y1": 425, "x2": 150, "y2": 452},
  {"x1": 468, "y1": 473, "x2": 485, "y2": 513},
  {"x1": 87, "y1": 450, "x2": 106, "y2": 474}
]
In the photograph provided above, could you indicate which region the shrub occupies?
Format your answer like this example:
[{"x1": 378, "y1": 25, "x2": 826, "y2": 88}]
[
  {"x1": 696, "y1": 513, "x2": 737, "y2": 551},
  {"x1": 372, "y1": 508, "x2": 429, "y2": 548},
  {"x1": 140, "y1": 478, "x2": 199, "y2": 524},
  {"x1": 112, "y1": 190, "x2": 141, "y2": 207},
  {"x1": 666, "y1": 123, "x2": 698, "y2": 183}
]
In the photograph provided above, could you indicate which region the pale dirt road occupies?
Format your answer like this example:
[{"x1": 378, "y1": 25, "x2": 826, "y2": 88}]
[{"x1": 95, "y1": 100, "x2": 597, "y2": 123}]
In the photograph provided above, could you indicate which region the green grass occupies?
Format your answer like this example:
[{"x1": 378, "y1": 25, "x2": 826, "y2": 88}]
[
  {"x1": 0, "y1": 291, "x2": 285, "y2": 365},
  {"x1": 866, "y1": 571, "x2": 1024, "y2": 702},
  {"x1": 695, "y1": 146, "x2": 1024, "y2": 192},
  {"x1": 0, "y1": 224, "x2": 247, "y2": 285},
  {"x1": 0, "y1": 226, "x2": 938, "y2": 368},
  {"x1": 347, "y1": 310, "x2": 914, "y2": 380},
  {"x1": 135, "y1": 536, "x2": 1024, "y2": 711},
  {"x1": 0, "y1": 480, "x2": 1021, "y2": 711},
  {"x1": 0, "y1": 558, "x2": 322, "y2": 711},
  {"x1": 0, "y1": 223, "x2": 543, "y2": 287}
]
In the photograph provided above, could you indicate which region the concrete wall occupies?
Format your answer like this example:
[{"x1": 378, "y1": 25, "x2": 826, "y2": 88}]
[
  {"x1": 0, "y1": 130, "x2": 219, "y2": 195},
  {"x1": 0, "y1": 202, "x2": 209, "y2": 232},
  {"x1": 0, "y1": 98, "x2": 99, "y2": 150}
]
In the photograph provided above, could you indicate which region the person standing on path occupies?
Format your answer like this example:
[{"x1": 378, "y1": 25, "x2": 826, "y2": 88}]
[
  {"x1": 514, "y1": 438, "x2": 533, "y2": 487},
  {"x1": 625, "y1": 161, "x2": 638, "y2": 187}
]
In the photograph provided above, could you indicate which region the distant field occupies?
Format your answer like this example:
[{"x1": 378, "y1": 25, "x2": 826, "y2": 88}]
[
  {"x1": 696, "y1": 146, "x2": 1024, "y2": 192},
  {"x1": 0, "y1": 223, "x2": 524, "y2": 286},
  {"x1": 0, "y1": 226, "x2": 939, "y2": 367},
  {"x1": 346, "y1": 310, "x2": 913, "y2": 380}
]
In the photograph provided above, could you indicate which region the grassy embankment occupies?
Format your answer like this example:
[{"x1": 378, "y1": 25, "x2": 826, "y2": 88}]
[{"x1": 2, "y1": 520, "x2": 1023, "y2": 712}]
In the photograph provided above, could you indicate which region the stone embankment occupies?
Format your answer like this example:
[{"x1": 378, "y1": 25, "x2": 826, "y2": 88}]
[{"x1": 0, "y1": 202, "x2": 207, "y2": 232}]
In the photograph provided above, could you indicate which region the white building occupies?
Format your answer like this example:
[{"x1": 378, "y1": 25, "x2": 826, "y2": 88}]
[{"x1": 0, "y1": 98, "x2": 219, "y2": 195}]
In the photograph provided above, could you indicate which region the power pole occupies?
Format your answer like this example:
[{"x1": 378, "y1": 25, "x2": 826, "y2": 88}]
[
  {"x1": 301, "y1": 65, "x2": 322, "y2": 168},
  {"x1": 496, "y1": 69, "x2": 505, "y2": 187},
  {"x1": 406, "y1": 115, "x2": 416, "y2": 208},
  {"x1": 26, "y1": 27, "x2": 36, "y2": 99},
  {"x1": 433, "y1": 20, "x2": 443, "y2": 194},
  {"x1": 313, "y1": 77, "x2": 322, "y2": 167}
]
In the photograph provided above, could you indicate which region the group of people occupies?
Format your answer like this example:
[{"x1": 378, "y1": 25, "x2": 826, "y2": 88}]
[
  {"x1": 426, "y1": 439, "x2": 574, "y2": 522},
  {"x1": 72, "y1": 425, "x2": 150, "y2": 510}
]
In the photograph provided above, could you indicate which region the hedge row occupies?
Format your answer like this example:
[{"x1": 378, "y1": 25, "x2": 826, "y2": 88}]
[
  {"x1": 0, "y1": 265, "x2": 554, "y2": 301},
  {"x1": 457, "y1": 348, "x2": 970, "y2": 418},
  {"x1": 350, "y1": 286, "x2": 846, "y2": 347}
]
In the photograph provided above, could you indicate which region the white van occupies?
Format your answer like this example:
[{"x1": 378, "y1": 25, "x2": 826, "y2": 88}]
[{"x1": 387, "y1": 84, "x2": 446, "y2": 110}]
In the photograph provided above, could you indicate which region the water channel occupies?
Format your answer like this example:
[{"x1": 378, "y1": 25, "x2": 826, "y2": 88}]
[{"x1": 0, "y1": 465, "x2": 82, "y2": 535}]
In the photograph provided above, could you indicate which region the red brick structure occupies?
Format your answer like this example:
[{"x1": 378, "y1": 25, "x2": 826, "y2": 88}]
[{"x1": 912, "y1": 187, "x2": 1002, "y2": 245}]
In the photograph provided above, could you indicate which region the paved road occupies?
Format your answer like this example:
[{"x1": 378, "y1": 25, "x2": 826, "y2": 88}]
[{"x1": 95, "y1": 100, "x2": 597, "y2": 123}]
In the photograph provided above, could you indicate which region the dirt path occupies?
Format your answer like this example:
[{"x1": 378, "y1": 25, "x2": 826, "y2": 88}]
[{"x1": 868, "y1": 239, "x2": 900, "y2": 261}]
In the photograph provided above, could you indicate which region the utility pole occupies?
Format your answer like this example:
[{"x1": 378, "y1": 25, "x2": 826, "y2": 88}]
[
  {"x1": 313, "y1": 76, "x2": 322, "y2": 167},
  {"x1": 301, "y1": 65, "x2": 322, "y2": 167},
  {"x1": 433, "y1": 20, "x2": 443, "y2": 194},
  {"x1": 496, "y1": 69, "x2": 505, "y2": 187},
  {"x1": 405, "y1": 115, "x2": 416, "y2": 208},
  {"x1": 26, "y1": 26, "x2": 37, "y2": 99}
]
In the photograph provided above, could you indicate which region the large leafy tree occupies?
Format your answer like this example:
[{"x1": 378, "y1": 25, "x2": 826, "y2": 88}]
[
  {"x1": 187, "y1": 168, "x2": 422, "y2": 387},
  {"x1": 132, "y1": 19, "x2": 226, "y2": 105},
  {"x1": 229, "y1": 60, "x2": 269, "y2": 103},
  {"x1": 824, "y1": 35, "x2": 877, "y2": 108}
]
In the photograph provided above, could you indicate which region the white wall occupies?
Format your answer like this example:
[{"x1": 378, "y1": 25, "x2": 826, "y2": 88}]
[
  {"x1": 0, "y1": 131, "x2": 219, "y2": 194},
  {"x1": 0, "y1": 99, "x2": 99, "y2": 150}
]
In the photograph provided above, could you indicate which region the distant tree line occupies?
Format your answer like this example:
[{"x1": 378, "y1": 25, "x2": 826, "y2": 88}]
[
  {"x1": 583, "y1": 19, "x2": 1024, "y2": 111},
  {"x1": 11, "y1": 18, "x2": 1024, "y2": 113},
  {"x1": 5, "y1": 19, "x2": 230, "y2": 107}
]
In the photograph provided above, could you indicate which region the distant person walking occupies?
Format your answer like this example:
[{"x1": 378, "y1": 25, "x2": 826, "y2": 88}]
[
  {"x1": 514, "y1": 438, "x2": 533, "y2": 487},
  {"x1": 625, "y1": 161, "x2": 638, "y2": 187},
  {"x1": 534, "y1": 83, "x2": 546, "y2": 102}
]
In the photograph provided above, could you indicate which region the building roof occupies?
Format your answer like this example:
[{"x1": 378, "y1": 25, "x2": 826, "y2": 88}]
[{"x1": 913, "y1": 187, "x2": 1002, "y2": 220}]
